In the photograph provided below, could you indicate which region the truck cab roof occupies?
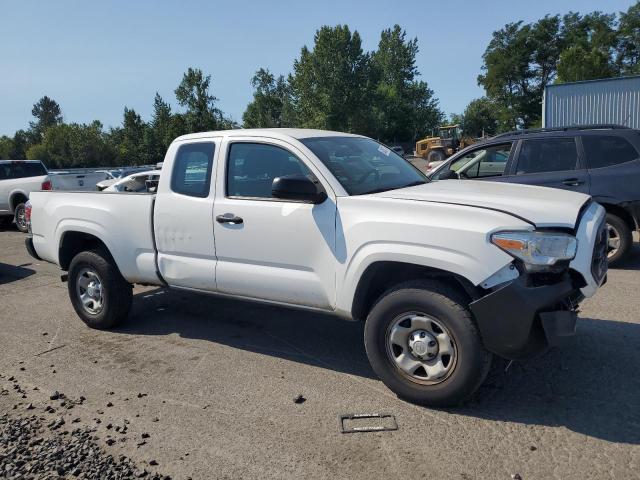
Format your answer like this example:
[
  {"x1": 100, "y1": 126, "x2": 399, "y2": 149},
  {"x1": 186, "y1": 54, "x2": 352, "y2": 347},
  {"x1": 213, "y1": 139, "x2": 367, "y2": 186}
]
[{"x1": 174, "y1": 128, "x2": 364, "y2": 143}]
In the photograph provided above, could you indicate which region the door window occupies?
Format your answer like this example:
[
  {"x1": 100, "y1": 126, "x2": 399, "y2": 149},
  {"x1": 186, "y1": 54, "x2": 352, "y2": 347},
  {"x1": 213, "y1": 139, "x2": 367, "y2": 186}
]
[
  {"x1": 170, "y1": 142, "x2": 215, "y2": 198},
  {"x1": 516, "y1": 138, "x2": 578, "y2": 175},
  {"x1": 226, "y1": 143, "x2": 311, "y2": 199},
  {"x1": 434, "y1": 143, "x2": 511, "y2": 180},
  {"x1": 582, "y1": 135, "x2": 639, "y2": 169}
]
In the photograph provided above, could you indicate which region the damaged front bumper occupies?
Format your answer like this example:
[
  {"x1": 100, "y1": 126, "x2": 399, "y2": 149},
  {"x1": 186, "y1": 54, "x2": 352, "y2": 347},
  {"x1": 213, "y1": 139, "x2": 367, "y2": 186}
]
[
  {"x1": 469, "y1": 273, "x2": 587, "y2": 360},
  {"x1": 470, "y1": 200, "x2": 608, "y2": 360}
]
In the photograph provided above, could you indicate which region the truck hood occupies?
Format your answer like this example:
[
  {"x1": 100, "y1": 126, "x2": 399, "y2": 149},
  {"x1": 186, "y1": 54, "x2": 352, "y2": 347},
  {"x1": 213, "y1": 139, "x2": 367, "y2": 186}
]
[{"x1": 372, "y1": 180, "x2": 590, "y2": 228}]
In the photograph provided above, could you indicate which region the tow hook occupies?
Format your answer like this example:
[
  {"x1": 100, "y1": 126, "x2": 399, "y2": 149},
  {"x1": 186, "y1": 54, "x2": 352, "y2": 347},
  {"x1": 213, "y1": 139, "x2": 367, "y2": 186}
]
[{"x1": 61, "y1": 273, "x2": 68, "y2": 283}]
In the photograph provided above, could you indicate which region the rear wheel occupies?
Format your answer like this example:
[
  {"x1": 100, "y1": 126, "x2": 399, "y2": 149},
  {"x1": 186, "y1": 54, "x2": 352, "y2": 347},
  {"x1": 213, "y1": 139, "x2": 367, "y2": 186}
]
[
  {"x1": 364, "y1": 280, "x2": 492, "y2": 407},
  {"x1": 68, "y1": 249, "x2": 132, "y2": 329},
  {"x1": 606, "y1": 213, "x2": 632, "y2": 267},
  {"x1": 14, "y1": 203, "x2": 28, "y2": 232}
]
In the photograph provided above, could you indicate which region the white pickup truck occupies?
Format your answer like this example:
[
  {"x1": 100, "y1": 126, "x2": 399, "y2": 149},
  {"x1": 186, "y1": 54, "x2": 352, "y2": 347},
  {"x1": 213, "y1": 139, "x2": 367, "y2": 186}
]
[
  {"x1": 26, "y1": 129, "x2": 608, "y2": 406},
  {"x1": 0, "y1": 160, "x2": 51, "y2": 232}
]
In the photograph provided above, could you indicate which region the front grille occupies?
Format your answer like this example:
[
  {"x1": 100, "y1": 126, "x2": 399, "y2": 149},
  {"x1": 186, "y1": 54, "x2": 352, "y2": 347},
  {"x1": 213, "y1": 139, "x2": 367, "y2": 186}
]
[{"x1": 591, "y1": 218, "x2": 608, "y2": 283}]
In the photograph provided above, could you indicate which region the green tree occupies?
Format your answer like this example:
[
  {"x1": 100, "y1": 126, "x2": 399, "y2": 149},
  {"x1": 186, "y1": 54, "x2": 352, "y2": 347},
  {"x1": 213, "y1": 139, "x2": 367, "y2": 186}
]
[
  {"x1": 557, "y1": 11, "x2": 618, "y2": 82},
  {"x1": 290, "y1": 25, "x2": 373, "y2": 133},
  {"x1": 175, "y1": 68, "x2": 223, "y2": 132},
  {"x1": 26, "y1": 121, "x2": 116, "y2": 168},
  {"x1": 461, "y1": 98, "x2": 500, "y2": 137},
  {"x1": 617, "y1": 2, "x2": 640, "y2": 74},
  {"x1": 371, "y1": 25, "x2": 442, "y2": 143},
  {"x1": 557, "y1": 46, "x2": 616, "y2": 82},
  {"x1": 144, "y1": 93, "x2": 176, "y2": 163},
  {"x1": 243, "y1": 68, "x2": 296, "y2": 128},
  {"x1": 478, "y1": 11, "x2": 622, "y2": 129},
  {"x1": 11, "y1": 130, "x2": 30, "y2": 159},
  {"x1": 109, "y1": 107, "x2": 148, "y2": 166},
  {"x1": 30, "y1": 96, "x2": 63, "y2": 141},
  {"x1": 478, "y1": 22, "x2": 538, "y2": 130},
  {"x1": 0, "y1": 136, "x2": 14, "y2": 159}
]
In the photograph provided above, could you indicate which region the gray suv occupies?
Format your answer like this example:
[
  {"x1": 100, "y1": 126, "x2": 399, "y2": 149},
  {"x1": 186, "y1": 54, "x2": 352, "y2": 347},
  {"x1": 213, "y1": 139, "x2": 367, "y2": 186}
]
[{"x1": 428, "y1": 125, "x2": 640, "y2": 266}]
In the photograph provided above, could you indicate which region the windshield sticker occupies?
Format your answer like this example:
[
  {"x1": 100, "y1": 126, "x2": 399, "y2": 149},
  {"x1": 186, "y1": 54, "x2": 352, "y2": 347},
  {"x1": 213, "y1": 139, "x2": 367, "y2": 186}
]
[{"x1": 378, "y1": 145, "x2": 391, "y2": 156}]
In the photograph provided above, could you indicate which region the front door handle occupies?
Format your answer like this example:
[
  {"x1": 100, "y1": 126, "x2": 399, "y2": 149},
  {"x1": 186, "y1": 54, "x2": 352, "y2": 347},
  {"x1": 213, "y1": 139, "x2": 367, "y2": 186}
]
[
  {"x1": 562, "y1": 178, "x2": 584, "y2": 187},
  {"x1": 216, "y1": 214, "x2": 243, "y2": 224}
]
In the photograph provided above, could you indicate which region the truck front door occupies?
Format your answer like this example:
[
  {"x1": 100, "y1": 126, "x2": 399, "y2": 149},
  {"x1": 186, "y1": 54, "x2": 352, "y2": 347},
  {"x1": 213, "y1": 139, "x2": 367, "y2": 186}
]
[
  {"x1": 212, "y1": 138, "x2": 337, "y2": 309},
  {"x1": 154, "y1": 139, "x2": 220, "y2": 290}
]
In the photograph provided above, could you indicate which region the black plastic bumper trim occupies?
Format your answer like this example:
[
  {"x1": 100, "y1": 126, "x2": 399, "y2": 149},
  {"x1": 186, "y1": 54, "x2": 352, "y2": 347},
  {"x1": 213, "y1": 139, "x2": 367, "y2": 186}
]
[
  {"x1": 469, "y1": 274, "x2": 577, "y2": 359},
  {"x1": 24, "y1": 236, "x2": 42, "y2": 261}
]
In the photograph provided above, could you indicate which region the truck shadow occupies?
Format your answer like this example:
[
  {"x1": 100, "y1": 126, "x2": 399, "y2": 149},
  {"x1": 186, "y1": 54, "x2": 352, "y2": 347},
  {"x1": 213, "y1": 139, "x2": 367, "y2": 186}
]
[
  {"x1": 120, "y1": 288, "x2": 374, "y2": 379},
  {"x1": 0, "y1": 262, "x2": 36, "y2": 285},
  {"x1": 119, "y1": 288, "x2": 640, "y2": 445}
]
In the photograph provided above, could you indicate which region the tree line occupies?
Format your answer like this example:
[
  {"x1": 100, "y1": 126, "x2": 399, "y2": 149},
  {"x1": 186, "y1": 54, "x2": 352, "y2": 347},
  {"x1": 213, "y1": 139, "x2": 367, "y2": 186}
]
[
  {"x1": 468, "y1": 2, "x2": 640, "y2": 134},
  {"x1": 0, "y1": 2, "x2": 638, "y2": 168}
]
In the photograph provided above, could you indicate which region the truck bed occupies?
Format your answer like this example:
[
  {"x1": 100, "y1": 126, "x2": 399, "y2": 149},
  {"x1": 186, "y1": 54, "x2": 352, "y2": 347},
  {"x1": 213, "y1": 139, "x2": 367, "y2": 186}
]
[{"x1": 29, "y1": 191, "x2": 160, "y2": 285}]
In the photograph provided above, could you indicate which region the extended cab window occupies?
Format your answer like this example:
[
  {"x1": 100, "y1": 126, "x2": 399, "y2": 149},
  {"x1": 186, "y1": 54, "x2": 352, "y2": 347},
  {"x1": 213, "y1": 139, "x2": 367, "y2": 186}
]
[
  {"x1": 171, "y1": 143, "x2": 215, "y2": 198},
  {"x1": 582, "y1": 135, "x2": 639, "y2": 169},
  {"x1": 226, "y1": 143, "x2": 311, "y2": 199},
  {"x1": 516, "y1": 138, "x2": 578, "y2": 175}
]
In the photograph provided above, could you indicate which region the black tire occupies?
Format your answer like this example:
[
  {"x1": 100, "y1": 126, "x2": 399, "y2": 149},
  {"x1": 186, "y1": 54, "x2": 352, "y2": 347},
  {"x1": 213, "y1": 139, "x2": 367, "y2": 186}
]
[
  {"x1": 67, "y1": 249, "x2": 132, "y2": 329},
  {"x1": 606, "y1": 213, "x2": 632, "y2": 267},
  {"x1": 427, "y1": 149, "x2": 445, "y2": 163},
  {"x1": 364, "y1": 280, "x2": 492, "y2": 407},
  {"x1": 14, "y1": 203, "x2": 28, "y2": 232}
]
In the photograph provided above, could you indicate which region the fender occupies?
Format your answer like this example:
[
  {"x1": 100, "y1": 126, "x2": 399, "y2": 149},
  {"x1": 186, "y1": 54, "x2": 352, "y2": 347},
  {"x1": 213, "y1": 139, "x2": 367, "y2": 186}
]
[
  {"x1": 53, "y1": 219, "x2": 156, "y2": 284},
  {"x1": 334, "y1": 241, "x2": 513, "y2": 318}
]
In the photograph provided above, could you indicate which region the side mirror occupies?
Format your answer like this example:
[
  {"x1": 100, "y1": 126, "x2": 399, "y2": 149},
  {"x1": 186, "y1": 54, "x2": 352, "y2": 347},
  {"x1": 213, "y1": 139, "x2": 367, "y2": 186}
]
[
  {"x1": 272, "y1": 175, "x2": 327, "y2": 204},
  {"x1": 440, "y1": 169, "x2": 459, "y2": 180}
]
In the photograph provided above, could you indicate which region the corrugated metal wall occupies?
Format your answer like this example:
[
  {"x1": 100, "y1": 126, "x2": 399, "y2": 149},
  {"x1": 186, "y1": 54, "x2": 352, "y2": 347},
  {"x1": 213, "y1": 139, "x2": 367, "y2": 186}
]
[{"x1": 543, "y1": 76, "x2": 640, "y2": 129}]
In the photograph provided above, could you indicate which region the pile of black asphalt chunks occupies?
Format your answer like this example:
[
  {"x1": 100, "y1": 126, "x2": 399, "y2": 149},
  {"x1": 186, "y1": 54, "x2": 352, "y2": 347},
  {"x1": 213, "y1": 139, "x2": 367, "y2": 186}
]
[{"x1": 0, "y1": 378, "x2": 171, "y2": 480}]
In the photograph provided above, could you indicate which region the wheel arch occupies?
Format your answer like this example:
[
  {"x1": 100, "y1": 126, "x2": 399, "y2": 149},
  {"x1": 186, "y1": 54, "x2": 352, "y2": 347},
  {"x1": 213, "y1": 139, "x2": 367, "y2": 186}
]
[
  {"x1": 58, "y1": 230, "x2": 116, "y2": 271},
  {"x1": 9, "y1": 191, "x2": 29, "y2": 212},
  {"x1": 350, "y1": 261, "x2": 481, "y2": 322},
  {"x1": 600, "y1": 203, "x2": 637, "y2": 231}
]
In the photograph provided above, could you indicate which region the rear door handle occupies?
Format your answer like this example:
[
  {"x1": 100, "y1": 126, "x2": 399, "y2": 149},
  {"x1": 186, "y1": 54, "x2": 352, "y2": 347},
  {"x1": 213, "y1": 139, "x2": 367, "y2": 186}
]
[
  {"x1": 216, "y1": 214, "x2": 243, "y2": 224},
  {"x1": 562, "y1": 178, "x2": 584, "y2": 187}
]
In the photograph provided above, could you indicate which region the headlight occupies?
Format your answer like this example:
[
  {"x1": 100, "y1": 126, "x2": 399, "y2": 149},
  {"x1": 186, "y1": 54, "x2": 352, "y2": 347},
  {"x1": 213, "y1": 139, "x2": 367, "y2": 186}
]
[{"x1": 491, "y1": 231, "x2": 577, "y2": 271}]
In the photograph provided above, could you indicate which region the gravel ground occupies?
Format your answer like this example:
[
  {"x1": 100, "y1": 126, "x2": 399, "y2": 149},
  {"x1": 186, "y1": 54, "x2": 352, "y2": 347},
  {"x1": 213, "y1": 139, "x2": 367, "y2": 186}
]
[
  {"x1": 1, "y1": 226, "x2": 639, "y2": 479},
  {"x1": 0, "y1": 381, "x2": 170, "y2": 479}
]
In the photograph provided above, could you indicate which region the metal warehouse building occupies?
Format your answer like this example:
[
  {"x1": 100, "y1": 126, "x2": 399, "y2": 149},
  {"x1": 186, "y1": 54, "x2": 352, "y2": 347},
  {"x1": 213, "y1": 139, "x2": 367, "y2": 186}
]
[{"x1": 543, "y1": 75, "x2": 640, "y2": 129}]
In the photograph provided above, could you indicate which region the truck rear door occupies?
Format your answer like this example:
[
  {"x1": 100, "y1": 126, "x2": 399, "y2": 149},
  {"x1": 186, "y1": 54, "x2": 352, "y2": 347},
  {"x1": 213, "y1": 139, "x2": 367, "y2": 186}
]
[
  {"x1": 153, "y1": 139, "x2": 220, "y2": 290},
  {"x1": 507, "y1": 137, "x2": 590, "y2": 194}
]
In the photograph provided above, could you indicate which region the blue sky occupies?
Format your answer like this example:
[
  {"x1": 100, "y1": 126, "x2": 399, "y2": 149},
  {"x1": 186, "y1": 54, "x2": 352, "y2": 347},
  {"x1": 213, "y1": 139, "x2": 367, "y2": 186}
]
[{"x1": 1, "y1": 0, "x2": 636, "y2": 136}]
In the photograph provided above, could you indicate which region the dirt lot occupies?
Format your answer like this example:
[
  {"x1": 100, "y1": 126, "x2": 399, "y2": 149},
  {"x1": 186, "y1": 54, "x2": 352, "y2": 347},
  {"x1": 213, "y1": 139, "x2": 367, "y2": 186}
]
[{"x1": 1, "y1": 226, "x2": 639, "y2": 479}]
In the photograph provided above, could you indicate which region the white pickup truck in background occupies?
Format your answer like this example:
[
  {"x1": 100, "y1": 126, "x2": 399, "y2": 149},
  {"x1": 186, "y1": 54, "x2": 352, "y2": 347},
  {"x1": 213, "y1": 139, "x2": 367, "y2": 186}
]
[
  {"x1": 26, "y1": 128, "x2": 608, "y2": 406},
  {"x1": 0, "y1": 160, "x2": 50, "y2": 231},
  {"x1": 0, "y1": 160, "x2": 120, "y2": 231}
]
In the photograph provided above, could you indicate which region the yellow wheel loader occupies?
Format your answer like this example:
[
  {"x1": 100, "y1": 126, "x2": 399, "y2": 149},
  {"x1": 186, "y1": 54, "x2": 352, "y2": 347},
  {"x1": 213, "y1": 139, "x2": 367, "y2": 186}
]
[{"x1": 415, "y1": 124, "x2": 475, "y2": 163}]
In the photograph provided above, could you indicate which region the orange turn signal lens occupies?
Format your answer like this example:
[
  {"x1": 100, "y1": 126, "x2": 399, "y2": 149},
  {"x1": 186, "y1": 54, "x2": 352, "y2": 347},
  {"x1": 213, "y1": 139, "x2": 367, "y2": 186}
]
[{"x1": 492, "y1": 237, "x2": 526, "y2": 251}]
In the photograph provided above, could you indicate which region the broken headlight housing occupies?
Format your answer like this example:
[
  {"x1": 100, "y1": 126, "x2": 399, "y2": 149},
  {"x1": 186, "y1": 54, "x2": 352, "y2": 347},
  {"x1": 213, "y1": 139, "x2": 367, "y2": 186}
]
[{"x1": 491, "y1": 231, "x2": 578, "y2": 272}]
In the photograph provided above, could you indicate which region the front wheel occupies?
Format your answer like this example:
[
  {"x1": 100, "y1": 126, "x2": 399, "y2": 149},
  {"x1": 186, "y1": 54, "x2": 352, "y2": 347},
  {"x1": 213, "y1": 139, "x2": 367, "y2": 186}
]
[
  {"x1": 68, "y1": 249, "x2": 132, "y2": 329},
  {"x1": 427, "y1": 149, "x2": 445, "y2": 164},
  {"x1": 364, "y1": 280, "x2": 492, "y2": 407}
]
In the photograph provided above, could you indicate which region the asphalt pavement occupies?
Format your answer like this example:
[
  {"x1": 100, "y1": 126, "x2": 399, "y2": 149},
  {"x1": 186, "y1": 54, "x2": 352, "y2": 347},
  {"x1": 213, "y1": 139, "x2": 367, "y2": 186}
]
[{"x1": 1, "y1": 226, "x2": 639, "y2": 479}]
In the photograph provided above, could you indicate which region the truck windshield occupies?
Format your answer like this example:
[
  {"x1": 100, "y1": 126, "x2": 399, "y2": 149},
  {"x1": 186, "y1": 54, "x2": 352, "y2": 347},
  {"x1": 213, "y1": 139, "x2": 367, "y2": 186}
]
[{"x1": 301, "y1": 136, "x2": 427, "y2": 195}]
